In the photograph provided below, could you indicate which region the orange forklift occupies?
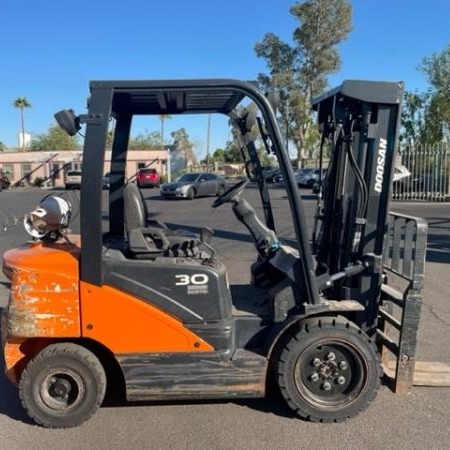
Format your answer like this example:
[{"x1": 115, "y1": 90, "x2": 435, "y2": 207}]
[{"x1": 2, "y1": 79, "x2": 427, "y2": 427}]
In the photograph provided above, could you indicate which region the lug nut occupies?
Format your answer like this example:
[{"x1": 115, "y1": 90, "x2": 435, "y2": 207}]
[
  {"x1": 310, "y1": 373, "x2": 319, "y2": 382},
  {"x1": 337, "y1": 376, "x2": 346, "y2": 385},
  {"x1": 313, "y1": 358, "x2": 322, "y2": 367},
  {"x1": 326, "y1": 352, "x2": 336, "y2": 361},
  {"x1": 339, "y1": 361, "x2": 348, "y2": 370},
  {"x1": 322, "y1": 381, "x2": 332, "y2": 391}
]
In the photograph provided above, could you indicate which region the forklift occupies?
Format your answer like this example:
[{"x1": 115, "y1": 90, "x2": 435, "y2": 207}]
[{"x1": 1, "y1": 79, "x2": 428, "y2": 428}]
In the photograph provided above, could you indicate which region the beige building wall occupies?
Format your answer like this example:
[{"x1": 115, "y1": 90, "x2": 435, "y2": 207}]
[{"x1": 0, "y1": 149, "x2": 168, "y2": 187}]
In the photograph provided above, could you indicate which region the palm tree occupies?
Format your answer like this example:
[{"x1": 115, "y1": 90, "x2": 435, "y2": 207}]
[{"x1": 13, "y1": 97, "x2": 32, "y2": 149}]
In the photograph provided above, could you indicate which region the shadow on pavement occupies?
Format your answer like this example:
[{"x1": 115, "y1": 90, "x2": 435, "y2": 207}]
[{"x1": 425, "y1": 217, "x2": 450, "y2": 264}]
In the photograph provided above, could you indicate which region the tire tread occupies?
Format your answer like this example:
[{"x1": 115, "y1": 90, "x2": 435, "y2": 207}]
[{"x1": 19, "y1": 342, "x2": 106, "y2": 428}]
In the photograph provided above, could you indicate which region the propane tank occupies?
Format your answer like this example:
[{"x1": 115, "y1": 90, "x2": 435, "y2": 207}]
[{"x1": 23, "y1": 195, "x2": 72, "y2": 241}]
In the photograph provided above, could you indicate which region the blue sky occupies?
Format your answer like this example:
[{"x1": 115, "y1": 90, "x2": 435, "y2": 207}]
[{"x1": 1, "y1": 0, "x2": 449, "y2": 157}]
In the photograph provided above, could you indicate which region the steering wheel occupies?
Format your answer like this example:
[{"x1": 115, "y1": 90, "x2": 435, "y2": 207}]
[{"x1": 212, "y1": 179, "x2": 249, "y2": 208}]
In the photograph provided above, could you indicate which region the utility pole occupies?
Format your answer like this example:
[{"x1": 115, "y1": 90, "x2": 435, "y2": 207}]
[{"x1": 206, "y1": 114, "x2": 211, "y2": 172}]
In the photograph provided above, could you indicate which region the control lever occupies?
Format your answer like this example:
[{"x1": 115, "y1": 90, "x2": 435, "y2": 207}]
[{"x1": 231, "y1": 197, "x2": 280, "y2": 257}]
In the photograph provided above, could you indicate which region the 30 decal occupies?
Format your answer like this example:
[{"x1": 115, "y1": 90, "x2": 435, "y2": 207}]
[{"x1": 175, "y1": 274, "x2": 209, "y2": 286}]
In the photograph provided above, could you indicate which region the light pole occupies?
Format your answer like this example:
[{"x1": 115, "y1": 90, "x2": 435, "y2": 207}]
[
  {"x1": 206, "y1": 114, "x2": 211, "y2": 172},
  {"x1": 166, "y1": 147, "x2": 171, "y2": 183}
]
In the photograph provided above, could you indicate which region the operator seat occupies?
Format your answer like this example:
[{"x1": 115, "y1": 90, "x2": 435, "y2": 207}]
[{"x1": 123, "y1": 183, "x2": 199, "y2": 257}]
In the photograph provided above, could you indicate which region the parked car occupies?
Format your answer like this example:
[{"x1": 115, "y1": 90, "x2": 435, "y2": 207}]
[
  {"x1": 262, "y1": 167, "x2": 281, "y2": 183},
  {"x1": 297, "y1": 168, "x2": 326, "y2": 187},
  {"x1": 137, "y1": 168, "x2": 160, "y2": 188},
  {"x1": 0, "y1": 169, "x2": 10, "y2": 191},
  {"x1": 65, "y1": 170, "x2": 82, "y2": 190},
  {"x1": 271, "y1": 168, "x2": 311, "y2": 185},
  {"x1": 160, "y1": 172, "x2": 226, "y2": 200}
]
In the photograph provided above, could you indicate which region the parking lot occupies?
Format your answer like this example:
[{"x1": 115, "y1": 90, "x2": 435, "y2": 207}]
[{"x1": 0, "y1": 185, "x2": 449, "y2": 449}]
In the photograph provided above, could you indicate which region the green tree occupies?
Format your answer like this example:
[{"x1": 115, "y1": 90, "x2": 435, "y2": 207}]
[
  {"x1": 420, "y1": 42, "x2": 450, "y2": 143},
  {"x1": 400, "y1": 91, "x2": 427, "y2": 146},
  {"x1": 0, "y1": 141, "x2": 6, "y2": 152},
  {"x1": 223, "y1": 137, "x2": 243, "y2": 163},
  {"x1": 13, "y1": 96, "x2": 32, "y2": 148},
  {"x1": 255, "y1": 0, "x2": 352, "y2": 164},
  {"x1": 129, "y1": 131, "x2": 161, "y2": 149},
  {"x1": 212, "y1": 148, "x2": 226, "y2": 162},
  {"x1": 31, "y1": 124, "x2": 81, "y2": 150}
]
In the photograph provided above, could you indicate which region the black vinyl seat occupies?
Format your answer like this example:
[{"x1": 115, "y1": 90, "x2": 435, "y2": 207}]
[{"x1": 123, "y1": 183, "x2": 199, "y2": 257}]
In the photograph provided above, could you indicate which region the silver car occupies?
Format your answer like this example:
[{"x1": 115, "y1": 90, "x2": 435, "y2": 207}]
[
  {"x1": 161, "y1": 172, "x2": 226, "y2": 200},
  {"x1": 297, "y1": 168, "x2": 326, "y2": 187}
]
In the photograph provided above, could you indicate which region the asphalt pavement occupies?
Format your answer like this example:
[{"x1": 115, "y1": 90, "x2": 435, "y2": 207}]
[{"x1": 0, "y1": 185, "x2": 449, "y2": 450}]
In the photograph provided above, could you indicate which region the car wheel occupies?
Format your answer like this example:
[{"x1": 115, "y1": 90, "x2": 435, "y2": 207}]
[
  {"x1": 307, "y1": 179, "x2": 315, "y2": 187},
  {"x1": 19, "y1": 343, "x2": 106, "y2": 428},
  {"x1": 217, "y1": 185, "x2": 226, "y2": 196},
  {"x1": 276, "y1": 317, "x2": 381, "y2": 422},
  {"x1": 187, "y1": 187, "x2": 195, "y2": 200}
]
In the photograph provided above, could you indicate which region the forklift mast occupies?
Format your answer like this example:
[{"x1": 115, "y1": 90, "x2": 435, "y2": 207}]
[{"x1": 312, "y1": 80, "x2": 404, "y2": 331}]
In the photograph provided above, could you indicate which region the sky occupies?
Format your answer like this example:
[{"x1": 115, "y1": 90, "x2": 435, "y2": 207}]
[{"x1": 1, "y1": 0, "x2": 449, "y2": 157}]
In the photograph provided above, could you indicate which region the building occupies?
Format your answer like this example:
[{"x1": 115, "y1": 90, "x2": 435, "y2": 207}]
[{"x1": 0, "y1": 149, "x2": 169, "y2": 187}]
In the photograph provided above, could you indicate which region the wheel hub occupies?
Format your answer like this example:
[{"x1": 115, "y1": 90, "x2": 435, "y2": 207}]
[
  {"x1": 40, "y1": 370, "x2": 84, "y2": 411},
  {"x1": 49, "y1": 377, "x2": 72, "y2": 399},
  {"x1": 294, "y1": 341, "x2": 365, "y2": 405},
  {"x1": 310, "y1": 354, "x2": 347, "y2": 389}
]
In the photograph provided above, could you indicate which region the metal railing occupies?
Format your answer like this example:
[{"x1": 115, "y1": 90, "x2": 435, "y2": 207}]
[{"x1": 392, "y1": 144, "x2": 450, "y2": 202}]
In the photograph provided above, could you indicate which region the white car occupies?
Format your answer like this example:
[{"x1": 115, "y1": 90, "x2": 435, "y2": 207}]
[{"x1": 65, "y1": 170, "x2": 82, "y2": 190}]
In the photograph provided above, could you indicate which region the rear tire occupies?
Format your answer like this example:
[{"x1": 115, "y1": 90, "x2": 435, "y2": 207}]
[
  {"x1": 187, "y1": 187, "x2": 195, "y2": 200},
  {"x1": 19, "y1": 343, "x2": 106, "y2": 428},
  {"x1": 276, "y1": 317, "x2": 381, "y2": 422}
]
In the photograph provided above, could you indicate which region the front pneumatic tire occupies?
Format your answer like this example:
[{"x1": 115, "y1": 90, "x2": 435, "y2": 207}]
[
  {"x1": 19, "y1": 343, "x2": 107, "y2": 428},
  {"x1": 276, "y1": 317, "x2": 381, "y2": 422},
  {"x1": 187, "y1": 187, "x2": 195, "y2": 200}
]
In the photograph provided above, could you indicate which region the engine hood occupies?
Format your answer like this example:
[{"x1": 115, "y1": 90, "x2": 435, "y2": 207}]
[
  {"x1": 162, "y1": 182, "x2": 191, "y2": 189},
  {"x1": 3, "y1": 235, "x2": 80, "y2": 276}
]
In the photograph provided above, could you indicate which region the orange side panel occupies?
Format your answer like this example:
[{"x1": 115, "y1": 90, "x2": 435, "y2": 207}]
[
  {"x1": 3, "y1": 239, "x2": 81, "y2": 338},
  {"x1": 2, "y1": 336, "x2": 50, "y2": 384},
  {"x1": 80, "y1": 282, "x2": 214, "y2": 354},
  {"x1": 3, "y1": 339, "x2": 25, "y2": 383}
]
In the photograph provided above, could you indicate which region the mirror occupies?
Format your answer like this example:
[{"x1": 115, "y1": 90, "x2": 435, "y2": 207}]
[{"x1": 54, "y1": 109, "x2": 81, "y2": 136}]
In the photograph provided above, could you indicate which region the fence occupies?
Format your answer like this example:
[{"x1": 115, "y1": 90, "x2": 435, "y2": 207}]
[
  {"x1": 301, "y1": 144, "x2": 450, "y2": 202},
  {"x1": 392, "y1": 144, "x2": 450, "y2": 202}
]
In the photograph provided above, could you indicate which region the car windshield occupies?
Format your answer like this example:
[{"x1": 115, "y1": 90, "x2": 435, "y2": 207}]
[
  {"x1": 140, "y1": 169, "x2": 156, "y2": 174},
  {"x1": 177, "y1": 173, "x2": 200, "y2": 182},
  {"x1": 67, "y1": 171, "x2": 82, "y2": 176}
]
